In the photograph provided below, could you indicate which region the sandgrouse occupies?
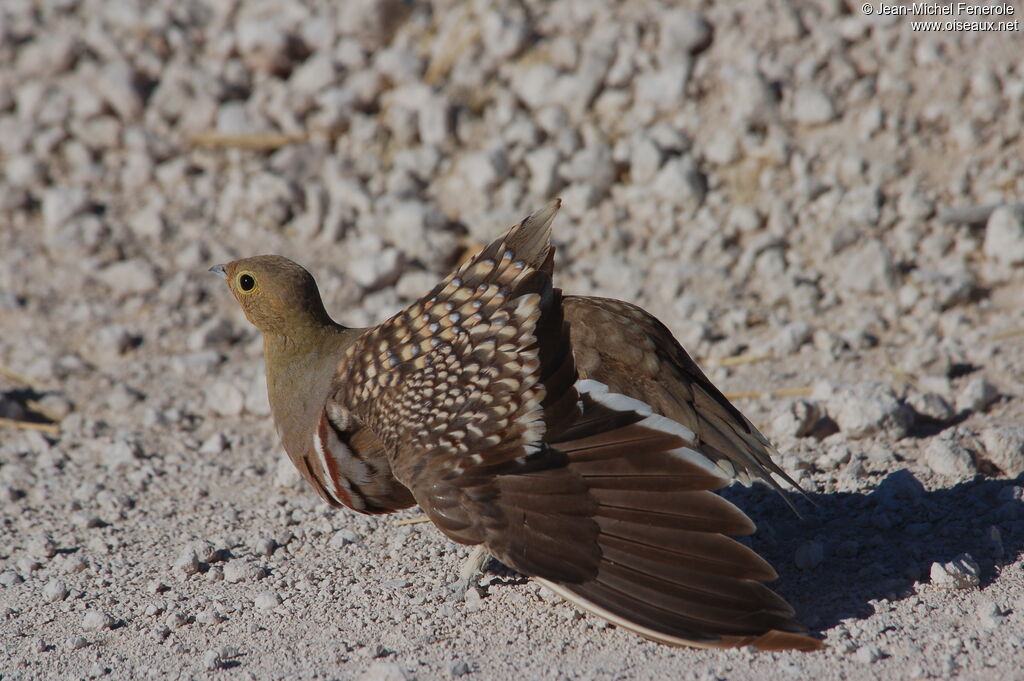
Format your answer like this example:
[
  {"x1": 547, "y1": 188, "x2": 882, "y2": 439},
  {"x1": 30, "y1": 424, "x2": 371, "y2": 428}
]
[{"x1": 211, "y1": 200, "x2": 822, "y2": 651}]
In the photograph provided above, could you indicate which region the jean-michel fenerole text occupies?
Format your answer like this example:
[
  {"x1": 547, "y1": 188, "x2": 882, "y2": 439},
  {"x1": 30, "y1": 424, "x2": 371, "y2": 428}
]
[{"x1": 874, "y1": 2, "x2": 1015, "y2": 16}]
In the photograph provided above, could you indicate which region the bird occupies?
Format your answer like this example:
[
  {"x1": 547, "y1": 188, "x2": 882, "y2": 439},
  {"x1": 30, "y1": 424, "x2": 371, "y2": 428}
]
[{"x1": 211, "y1": 199, "x2": 823, "y2": 651}]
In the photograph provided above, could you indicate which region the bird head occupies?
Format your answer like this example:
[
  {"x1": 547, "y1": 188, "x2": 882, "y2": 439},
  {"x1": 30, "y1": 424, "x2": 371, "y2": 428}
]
[{"x1": 210, "y1": 255, "x2": 334, "y2": 336}]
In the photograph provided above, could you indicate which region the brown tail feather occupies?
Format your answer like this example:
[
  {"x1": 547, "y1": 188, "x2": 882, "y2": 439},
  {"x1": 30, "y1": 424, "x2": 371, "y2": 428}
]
[{"x1": 481, "y1": 382, "x2": 822, "y2": 651}]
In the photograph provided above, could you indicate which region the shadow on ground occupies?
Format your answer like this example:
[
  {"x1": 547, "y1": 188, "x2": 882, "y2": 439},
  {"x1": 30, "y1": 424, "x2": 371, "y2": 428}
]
[{"x1": 722, "y1": 470, "x2": 1024, "y2": 633}]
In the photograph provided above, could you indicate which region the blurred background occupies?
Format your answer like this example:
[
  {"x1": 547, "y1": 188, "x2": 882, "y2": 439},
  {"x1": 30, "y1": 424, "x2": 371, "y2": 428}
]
[{"x1": 1, "y1": 1, "x2": 1024, "y2": 678}]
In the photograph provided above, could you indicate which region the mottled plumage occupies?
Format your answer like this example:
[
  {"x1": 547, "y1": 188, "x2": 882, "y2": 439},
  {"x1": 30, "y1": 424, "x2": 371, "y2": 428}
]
[{"x1": 213, "y1": 200, "x2": 823, "y2": 651}]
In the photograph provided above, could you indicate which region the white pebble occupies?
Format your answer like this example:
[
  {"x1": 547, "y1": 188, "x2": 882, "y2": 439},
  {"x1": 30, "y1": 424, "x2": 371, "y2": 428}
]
[
  {"x1": 165, "y1": 612, "x2": 189, "y2": 629},
  {"x1": 0, "y1": 570, "x2": 24, "y2": 587},
  {"x1": 81, "y1": 610, "x2": 114, "y2": 631},
  {"x1": 96, "y1": 259, "x2": 159, "y2": 297},
  {"x1": 930, "y1": 554, "x2": 981, "y2": 589},
  {"x1": 956, "y1": 375, "x2": 998, "y2": 414},
  {"x1": 358, "y1": 662, "x2": 413, "y2": 681},
  {"x1": 207, "y1": 380, "x2": 246, "y2": 417},
  {"x1": 274, "y1": 457, "x2": 303, "y2": 489},
  {"x1": 174, "y1": 547, "x2": 201, "y2": 576},
  {"x1": 329, "y1": 529, "x2": 360, "y2": 549},
  {"x1": 196, "y1": 609, "x2": 226, "y2": 626},
  {"x1": 223, "y1": 559, "x2": 266, "y2": 584},
  {"x1": 202, "y1": 649, "x2": 224, "y2": 670},
  {"x1": 855, "y1": 644, "x2": 883, "y2": 663},
  {"x1": 42, "y1": 579, "x2": 68, "y2": 602},
  {"x1": 923, "y1": 433, "x2": 977, "y2": 479},
  {"x1": 983, "y1": 204, "x2": 1024, "y2": 267},
  {"x1": 254, "y1": 590, "x2": 282, "y2": 610},
  {"x1": 979, "y1": 427, "x2": 1024, "y2": 477},
  {"x1": 254, "y1": 537, "x2": 277, "y2": 556},
  {"x1": 792, "y1": 86, "x2": 836, "y2": 125}
]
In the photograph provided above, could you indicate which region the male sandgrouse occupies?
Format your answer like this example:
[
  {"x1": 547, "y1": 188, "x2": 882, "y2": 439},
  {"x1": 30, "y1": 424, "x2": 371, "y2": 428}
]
[{"x1": 212, "y1": 200, "x2": 822, "y2": 651}]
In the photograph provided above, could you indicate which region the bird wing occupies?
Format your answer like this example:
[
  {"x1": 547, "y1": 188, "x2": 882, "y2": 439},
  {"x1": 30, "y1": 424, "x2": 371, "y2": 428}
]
[
  {"x1": 563, "y1": 295, "x2": 806, "y2": 497},
  {"x1": 329, "y1": 199, "x2": 577, "y2": 547},
  {"x1": 327, "y1": 201, "x2": 820, "y2": 650}
]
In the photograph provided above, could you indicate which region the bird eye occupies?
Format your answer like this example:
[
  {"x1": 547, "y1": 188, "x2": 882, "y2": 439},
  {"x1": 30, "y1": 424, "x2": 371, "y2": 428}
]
[{"x1": 237, "y1": 272, "x2": 256, "y2": 293}]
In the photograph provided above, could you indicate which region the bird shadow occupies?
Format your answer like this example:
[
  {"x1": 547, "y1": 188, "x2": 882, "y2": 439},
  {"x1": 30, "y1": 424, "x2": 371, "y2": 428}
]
[{"x1": 721, "y1": 469, "x2": 1024, "y2": 633}]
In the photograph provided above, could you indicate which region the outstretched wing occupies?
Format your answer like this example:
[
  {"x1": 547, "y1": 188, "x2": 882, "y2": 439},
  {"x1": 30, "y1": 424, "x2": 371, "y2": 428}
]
[
  {"x1": 564, "y1": 295, "x2": 805, "y2": 496},
  {"x1": 327, "y1": 201, "x2": 820, "y2": 650},
  {"x1": 328, "y1": 199, "x2": 577, "y2": 545}
]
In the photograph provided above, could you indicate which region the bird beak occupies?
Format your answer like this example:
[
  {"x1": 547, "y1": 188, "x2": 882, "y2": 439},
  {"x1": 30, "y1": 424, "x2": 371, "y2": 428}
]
[{"x1": 209, "y1": 264, "x2": 227, "y2": 279}]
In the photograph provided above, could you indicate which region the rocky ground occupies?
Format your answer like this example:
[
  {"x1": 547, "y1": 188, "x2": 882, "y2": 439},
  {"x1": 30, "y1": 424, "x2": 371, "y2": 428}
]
[{"x1": 2, "y1": 1, "x2": 1024, "y2": 679}]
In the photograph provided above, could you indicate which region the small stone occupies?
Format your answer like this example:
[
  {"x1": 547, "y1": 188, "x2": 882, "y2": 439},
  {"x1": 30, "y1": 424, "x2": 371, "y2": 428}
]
[
  {"x1": 651, "y1": 157, "x2": 706, "y2": 207},
  {"x1": 840, "y1": 240, "x2": 897, "y2": 293},
  {"x1": 255, "y1": 590, "x2": 282, "y2": 610},
  {"x1": 658, "y1": 9, "x2": 712, "y2": 59},
  {"x1": 329, "y1": 529, "x2": 360, "y2": 549},
  {"x1": 771, "y1": 400, "x2": 821, "y2": 439},
  {"x1": 772, "y1": 321, "x2": 813, "y2": 356},
  {"x1": 855, "y1": 644, "x2": 883, "y2": 663},
  {"x1": 792, "y1": 86, "x2": 836, "y2": 125},
  {"x1": 562, "y1": 144, "x2": 616, "y2": 194},
  {"x1": 358, "y1": 662, "x2": 412, "y2": 681},
  {"x1": 42, "y1": 187, "x2": 89, "y2": 232},
  {"x1": 223, "y1": 559, "x2": 266, "y2": 583},
  {"x1": 67, "y1": 636, "x2": 88, "y2": 650},
  {"x1": 347, "y1": 240, "x2": 403, "y2": 290},
  {"x1": 254, "y1": 537, "x2": 277, "y2": 557},
  {"x1": 983, "y1": 204, "x2": 1024, "y2": 267},
  {"x1": 96, "y1": 259, "x2": 159, "y2": 297},
  {"x1": 35, "y1": 393, "x2": 74, "y2": 420},
  {"x1": 0, "y1": 570, "x2": 24, "y2": 587},
  {"x1": 42, "y1": 578, "x2": 68, "y2": 602},
  {"x1": 450, "y1": 660, "x2": 470, "y2": 677},
  {"x1": 525, "y1": 147, "x2": 560, "y2": 197},
  {"x1": 979, "y1": 427, "x2": 1024, "y2": 477},
  {"x1": 28, "y1": 534, "x2": 57, "y2": 559},
  {"x1": 96, "y1": 61, "x2": 143, "y2": 120},
  {"x1": 814, "y1": 380, "x2": 912, "y2": 440},
  {"x1": 103, "y1": 440, "x2": 141, "y2": 469},
  {"x1": 207, "y1": 381, "x2": 245, "y2": 417},
  {"x1": 189, "y1": 539, "x2": 221, "y2": 564},
  {"x1": 794, "y1": 541, "x2": 824, "y2": 570},
  {"x1": 906, "y1": 391, "x2": 955, "y2": 423},
  {"x1": 165, "y1": 612, "x2": 189, "y2": 629},
  {"x1": 923, "y1": 433, "x2": 977, "y2": 479},
  {"x1": 82, "y1": 610, "x2": 114, "y2": 631},
  {"x1": 930, "y1": 554, "x2": 980, "y2": 589},
  {"x1": 456, "y1": 149, "x2": 509, "y2": 192},
  {"x1": 196, "y1": 609, "x2": 226, "y2": 626},
  {"x1": 976, "y1": 599, "x2": 1003, "y2": 629},
  {"x1": 955, "y1": 375, "x2": 998, "y2": 413},
  {"x1": 202, "y1": 649, "x2": 224, "y2": 671},
  {"x1": 275, "y1": 457, "x2": 303, "y2": 489},
  {"x1": 635, "y1": 64, "x2": 689, "y2": 112},
  {"x1": 188, "y1": 318, "x2": 236, "y2": 350},
  {"x1": 199, "y1": 433, "x2": 228, "y2": 455},
  {"x1": 174, "y1": 547, "x2": 201, "y2": 576},
  {"x1": 464, "y1": 588, "x2": 483, "y2": 612},
  {"x1": 237, "y1": 20, "x2": 297, "y2": 75},
  {"x1": 72, "y1": 512, "x2": 103, "y2": 529},
  {"x1": 290, "y1": 54, "x2": 338, "y2": 94}
]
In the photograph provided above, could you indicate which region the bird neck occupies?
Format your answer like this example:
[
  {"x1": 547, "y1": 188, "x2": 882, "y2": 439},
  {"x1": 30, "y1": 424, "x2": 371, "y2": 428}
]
[{"x1": 262, "y1": 323, "x2": 362, "y2": 456}]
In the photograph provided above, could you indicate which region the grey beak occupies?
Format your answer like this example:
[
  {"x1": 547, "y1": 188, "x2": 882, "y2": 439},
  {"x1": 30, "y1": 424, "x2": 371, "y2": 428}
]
[{"x1": 209, "y1": 264, "x2": 227, "y2": 279}]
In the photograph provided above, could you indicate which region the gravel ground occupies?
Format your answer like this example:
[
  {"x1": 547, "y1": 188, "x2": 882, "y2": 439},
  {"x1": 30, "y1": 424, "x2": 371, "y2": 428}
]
[{"x1": 2, "y1": 1, "x2": 1024, "y2": 679}]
